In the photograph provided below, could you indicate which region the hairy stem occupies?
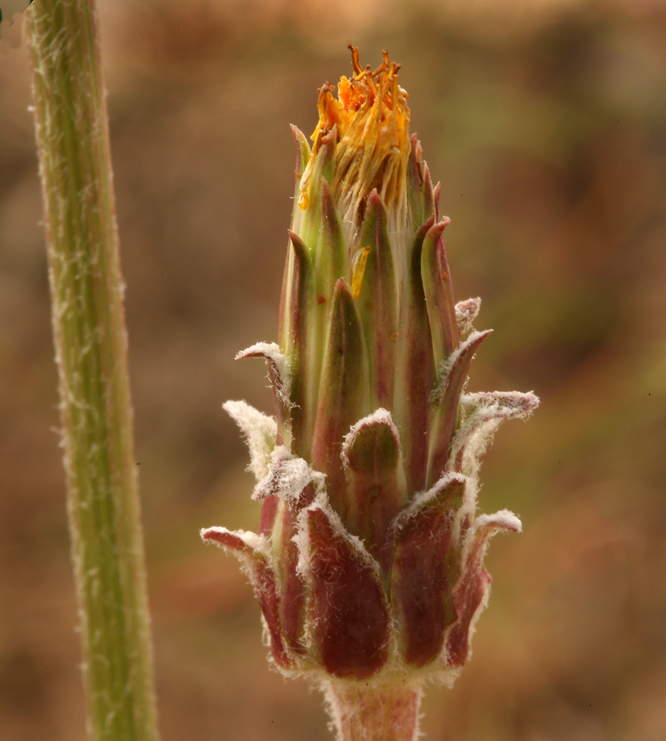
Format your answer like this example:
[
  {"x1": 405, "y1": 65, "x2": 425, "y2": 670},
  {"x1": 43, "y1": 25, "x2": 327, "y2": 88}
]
[
  {"x1": 323, "y1": 679, "x2": 422, "y2": 741},
  {"x1": 26, "y1": 2, "x2": 159, "y2": 740}
]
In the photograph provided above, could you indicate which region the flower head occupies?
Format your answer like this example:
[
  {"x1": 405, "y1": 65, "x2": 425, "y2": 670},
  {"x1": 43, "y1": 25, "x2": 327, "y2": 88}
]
[
  {"x1": 301, "y1": 46, "x2": 411, "y2": 239},
  {"x1": 202, "y1": 47, "x2": 538, "y2": 685}
]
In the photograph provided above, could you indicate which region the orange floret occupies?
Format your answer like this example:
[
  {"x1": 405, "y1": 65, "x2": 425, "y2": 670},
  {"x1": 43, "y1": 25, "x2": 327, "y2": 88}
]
[{"x1": 303, "y1": 46, "x2": 412, "y2": 229}]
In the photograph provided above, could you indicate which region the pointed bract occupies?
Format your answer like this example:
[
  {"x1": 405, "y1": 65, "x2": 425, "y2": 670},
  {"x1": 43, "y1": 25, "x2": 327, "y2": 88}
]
[
  {"x1": 291, "y1": 124, "x2": 311, "y2": 179},
  {"x1": 273, "y1": 499, "x2": 309, "y2": 655},
  {"x1": 235, "y1": 342, "x2": 291, "y2": 431},
  {"x1": 279, "y1": 231, "x2": 314, "y2": 453},
  {"x1": 421, "y1": 218, "x2": 458, "y2": 366},
  {"x1": 201, "y1": 527, "x2": 291, "y2": 668},
  {"x1": 312, "y1": 279, "x2": 367, "y2": 516},
  {"x1": 342, "y1": 409, "x2": 403, "y2": 573},
  {"x1": 422, "y1": 166, "x2": 437, "y2": 228},
  {"x1": 445, "y1": 512, "x2": 521, "y2": 667},
  {"x1": 451, "y1": 391, "x2": 540, "y2": 476},
  {"x1": 427, "y1": 330, "x2": 492, "y2": 488},
  {"x1": 355, "y1": 191, "x2": 399, "y2": 410},
  {"x1": 320, "y1": 180, "x2": 347, "y2": 293},
  {"x1": 395, "y1": 216, "x2": 436, "y2": 494},
  {"x1": 298, "y1": 502, "x2": 390, "y2": 678},
  {"x1": 433, "y1": 181, "x2": 442, "y2": 222},
  {"x1": 406, "y1": 135, "x2": 428, "y2": 226},
  {"x1": 391, "y1": 474, "x2": 466, "y2": 666}
]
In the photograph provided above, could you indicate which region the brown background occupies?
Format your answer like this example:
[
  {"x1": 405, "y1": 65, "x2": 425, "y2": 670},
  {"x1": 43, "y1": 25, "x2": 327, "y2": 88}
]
[{"x1": 1, "y1": 0, "x2": 665, "y2": 739}]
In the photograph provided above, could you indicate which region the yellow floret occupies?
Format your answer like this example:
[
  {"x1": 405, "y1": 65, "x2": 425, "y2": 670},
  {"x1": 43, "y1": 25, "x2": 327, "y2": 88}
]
[{"x1": 301, "y1": 46, "x2": 411, "y2": 236}]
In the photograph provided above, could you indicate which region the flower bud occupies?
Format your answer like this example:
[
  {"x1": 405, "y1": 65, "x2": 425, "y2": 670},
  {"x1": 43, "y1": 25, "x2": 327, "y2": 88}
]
[{"x1": 202, "y1": 47, "x2": 538, "y2": 684}]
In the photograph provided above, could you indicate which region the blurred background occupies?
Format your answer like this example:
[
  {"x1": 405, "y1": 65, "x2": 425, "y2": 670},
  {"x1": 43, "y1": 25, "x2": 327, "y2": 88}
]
[{"x1": 1, "y1": 0, "x2": 665, "y2": 738}]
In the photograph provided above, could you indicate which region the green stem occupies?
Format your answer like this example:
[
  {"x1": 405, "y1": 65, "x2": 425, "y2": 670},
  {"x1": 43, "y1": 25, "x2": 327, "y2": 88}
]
[
  {"x1": 26, "y1": 2, "x2": 160, "y2": 740},
  {"x1": 323, "y1": 678, "x2": 422, "y2": 741}
]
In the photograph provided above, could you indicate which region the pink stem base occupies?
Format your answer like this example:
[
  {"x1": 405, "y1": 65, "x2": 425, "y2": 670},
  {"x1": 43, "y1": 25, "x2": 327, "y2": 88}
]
[{"x1": 322, "y1": 677, "x2": 423, "y2": 741}]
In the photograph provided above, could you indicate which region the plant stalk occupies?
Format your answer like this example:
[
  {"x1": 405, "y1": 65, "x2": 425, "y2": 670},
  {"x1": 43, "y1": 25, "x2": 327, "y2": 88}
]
[
  {"x1": 26, "y1": 2, "x2": 159, "y2": 740},
  {"x1": 323, "y1": 679, "x2": 423, "y2": 741}
]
